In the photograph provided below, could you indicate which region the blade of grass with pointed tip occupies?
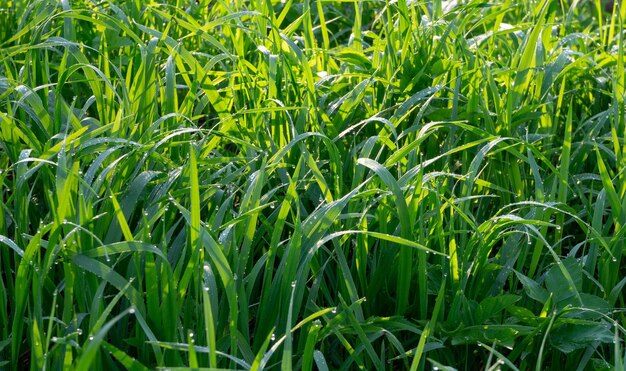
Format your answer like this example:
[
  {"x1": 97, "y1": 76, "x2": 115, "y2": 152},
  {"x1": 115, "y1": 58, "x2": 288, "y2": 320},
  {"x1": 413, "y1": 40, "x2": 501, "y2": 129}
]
[{"x1": 357, "y1": 158, "x2": 412, "y2": 313}]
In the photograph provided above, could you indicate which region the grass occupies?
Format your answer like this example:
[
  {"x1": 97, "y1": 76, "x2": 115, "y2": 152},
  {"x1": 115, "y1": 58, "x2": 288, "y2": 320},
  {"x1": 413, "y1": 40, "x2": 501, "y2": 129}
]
[{"x1": 0, "y1": 0, "x2": 625, "y2": 369}]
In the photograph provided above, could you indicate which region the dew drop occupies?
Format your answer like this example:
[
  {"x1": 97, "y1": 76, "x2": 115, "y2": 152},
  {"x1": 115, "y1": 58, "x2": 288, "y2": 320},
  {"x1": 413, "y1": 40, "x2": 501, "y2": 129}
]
[
  {"x1": 77, "y1": 329, "x2": 83, "y2": 335},
  {"x1": 331, "y1": 307, "x2": 337, "y2": 314},
  {"x1": 51, "y1": 337, "x2": 58, "y2": 342},
  {"x1": 88, "y1": 336, "x2": 94, "y2": 341},
  {"x1": 291, "y1": 281, "x2": 296, "y2": 288},
  {"x1": 129, "y1": 307, "x2": 136, "y2": 314},
  {"x1": 270, "y1": 333, "x2": 276, "y2": 341}
]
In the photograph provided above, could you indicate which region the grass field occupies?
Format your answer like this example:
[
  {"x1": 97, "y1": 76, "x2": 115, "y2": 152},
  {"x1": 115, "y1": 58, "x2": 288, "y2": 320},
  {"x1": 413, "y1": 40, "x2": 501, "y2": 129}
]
[{"x1": 1, "y1": 0, "x2": 625, "y2": 369}]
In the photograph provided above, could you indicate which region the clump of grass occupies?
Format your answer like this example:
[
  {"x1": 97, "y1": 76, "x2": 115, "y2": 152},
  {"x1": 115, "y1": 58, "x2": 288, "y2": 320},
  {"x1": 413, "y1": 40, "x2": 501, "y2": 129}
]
[{"x1": 0, "y1": 0, "x2": 625, "y2": 369}]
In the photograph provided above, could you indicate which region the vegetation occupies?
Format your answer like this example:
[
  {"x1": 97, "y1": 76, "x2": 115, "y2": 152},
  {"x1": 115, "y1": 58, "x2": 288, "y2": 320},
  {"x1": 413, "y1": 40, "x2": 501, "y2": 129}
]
[{"x1": 0, "y1": 0, "x2": 625, "y2": 369}]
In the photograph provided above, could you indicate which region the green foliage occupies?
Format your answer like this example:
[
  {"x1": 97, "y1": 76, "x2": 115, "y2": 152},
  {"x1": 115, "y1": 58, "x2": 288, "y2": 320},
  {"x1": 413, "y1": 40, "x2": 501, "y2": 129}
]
[{"x1": 0, "y1": 0, "x2": 625, "y2": 369}]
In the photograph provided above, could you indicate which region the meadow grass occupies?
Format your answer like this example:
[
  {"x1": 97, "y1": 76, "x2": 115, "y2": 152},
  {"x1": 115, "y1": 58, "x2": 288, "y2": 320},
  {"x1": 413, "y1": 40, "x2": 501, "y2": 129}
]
[{"x1": 0, "y1": 0, "x2": 625, "y2": 369}]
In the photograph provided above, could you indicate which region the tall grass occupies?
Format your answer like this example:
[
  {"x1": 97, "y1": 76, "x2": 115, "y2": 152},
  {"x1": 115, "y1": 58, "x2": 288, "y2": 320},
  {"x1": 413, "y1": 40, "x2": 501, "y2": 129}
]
[{"x1": 0, "y1": 0, "x2": 625, "y2": 369}]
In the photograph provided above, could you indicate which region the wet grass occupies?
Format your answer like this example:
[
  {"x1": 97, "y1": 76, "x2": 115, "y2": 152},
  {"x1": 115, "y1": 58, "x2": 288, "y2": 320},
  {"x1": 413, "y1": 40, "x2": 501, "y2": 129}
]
[{"x1": 0, "y1": 0, "x2": 625, "y2": 369}]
